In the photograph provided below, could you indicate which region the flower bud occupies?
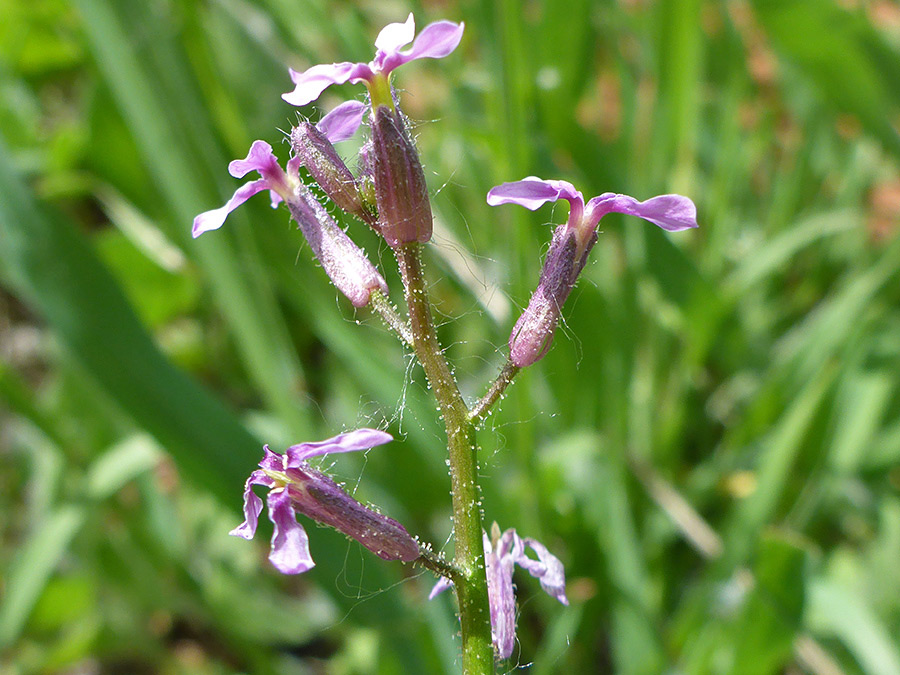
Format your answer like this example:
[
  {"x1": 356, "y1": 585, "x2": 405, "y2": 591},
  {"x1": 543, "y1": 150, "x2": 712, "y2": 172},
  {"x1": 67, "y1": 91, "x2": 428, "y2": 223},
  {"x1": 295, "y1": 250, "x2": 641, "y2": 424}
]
[
  {"x1": 508, "y1": 226, "x2": 597, "y2": 367},
  {"x1": 286, "y1": 184, "x2": 388, "y2": 307},
  {"x1": 370, "y1": 105, "x2": 433, "y2": 246},
  {"x1": 291, "y1": 121, "x2": 375, "y2": 223}
]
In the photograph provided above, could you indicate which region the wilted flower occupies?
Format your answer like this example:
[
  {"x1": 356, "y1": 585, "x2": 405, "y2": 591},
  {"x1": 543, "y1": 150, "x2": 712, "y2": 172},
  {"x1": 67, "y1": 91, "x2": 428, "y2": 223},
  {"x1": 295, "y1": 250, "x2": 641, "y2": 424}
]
[
  {"x1": 192, "y1": 139, "x2": 387, "y2": 307},
  {"x1": 230, "y1": 429, "x2": 420, "y2": 574},
  {"x1": 282, "y1": 14, "x2": 464, "y2": 108},
  {"x1": 430, "y1": 524, "x2": 568, "y2": 660},
  {"x1": 487, "y1": 177, "x2": 698, "y2": 366}
]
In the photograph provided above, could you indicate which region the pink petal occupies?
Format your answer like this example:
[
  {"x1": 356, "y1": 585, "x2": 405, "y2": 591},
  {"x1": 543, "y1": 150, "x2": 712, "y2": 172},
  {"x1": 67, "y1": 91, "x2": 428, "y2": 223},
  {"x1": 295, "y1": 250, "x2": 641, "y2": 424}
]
[
  {"x1": 585, "y1": 193, "x2": 698, "y2": 232},
  {"x1": 229, "y1": 470, "x2": 275, "y2": 540},
  {"x1": 374, "y1": 13, "x2": 416, "y2": 54},
  {"x1": 267, "y1": 489, "x2": 314, "y2": 574},
  {"x1": 191, "y1": 179, "x2": 271, "y2": 238},
  {"x1": 284, "y1": 428, "x2": 393, "y2": 465},
  {"x1": 381, "y1": 19, "x2": 465, "y2": 73},
  {"x1": 429, "y1": 576, "x2": 454, "y2": 600},
  {"x1": 485, "y1": 532, "x2": 518, "y2": 659},
  {"x1": 282, "y1": 62, "x2": 364, "y2": 107},
  {"x1": 487, "y1": 177, "x2": 582, "y2": 211},
  {"x1": 316, "y1": 100, "x2": 368, "y2": 143},
  {"x1": 228, "y1": 140, "x2": 280, "y2": 179},
  {"x1": 518, "y1": 538, "x2": 569, "y2": 606}
]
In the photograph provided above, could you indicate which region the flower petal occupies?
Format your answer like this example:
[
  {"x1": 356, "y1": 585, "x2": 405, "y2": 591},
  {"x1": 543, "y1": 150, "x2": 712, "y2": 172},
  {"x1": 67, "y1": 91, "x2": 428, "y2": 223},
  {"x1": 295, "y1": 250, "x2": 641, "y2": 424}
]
[
  {"x1": 228, "y1": 140, "x2": 280, "y2": 179},
  {"x1": 518, "y1": 537, "x2": 569, "y2": 606},
  {"x1": 585, "y1": 193, "x2": 698, "y2": 232},
  {"x1": 267, "y1": 488, "x2": 314, "y2": 574},
  {"x1": 284, "y1": 428, "x2": 393, "y2": 465},
  {"x1": 381, "y1": 19, "x2": 465, "y2": 73},
  {"x1": 316, "y1": 100, "x2": 368, "y2": 143},
  {"x1": 487, "y1": 177, "x2": 582, "y2": 211},
  {"x1": 228, "y1": 469, "x2": 275, "y2": 540},
  {"x1": 282, "y1": 62, "x2": 366, "y2": 107},
  {"x1": 429, "y1": 576, "x2": 454, "y2": 599},
  {"x1": 191, "y1": 179, "x2": 270, "y2": 238},
  {"x1": 374, "y1": 13, "x2": 416, "y2": 54},
  {"x1": 485, "y1": 532, "x2": 518, "y2": 659}
]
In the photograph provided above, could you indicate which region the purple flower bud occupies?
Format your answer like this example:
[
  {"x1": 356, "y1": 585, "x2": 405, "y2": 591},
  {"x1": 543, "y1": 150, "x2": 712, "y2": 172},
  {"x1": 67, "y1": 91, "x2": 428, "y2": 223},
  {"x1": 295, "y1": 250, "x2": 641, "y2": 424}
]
[
  {"x1": 230, "y1": 430, "x2": 420, "y2": 574},
  {"x1": 508, "y1": 225, "x2": 596, "y2": 367},
  {"x1": 488, "y1": 176, "x2": 698, "y2": 366},
  {"x1": 370, "y1": 105, "x2": 433, "y2": 246},
  {"x1": 291, "y1": 121, "x2": 373, "y2": 223},
  {"x1": 287, "y1": 184, "x2": 388, "y2": 307}
]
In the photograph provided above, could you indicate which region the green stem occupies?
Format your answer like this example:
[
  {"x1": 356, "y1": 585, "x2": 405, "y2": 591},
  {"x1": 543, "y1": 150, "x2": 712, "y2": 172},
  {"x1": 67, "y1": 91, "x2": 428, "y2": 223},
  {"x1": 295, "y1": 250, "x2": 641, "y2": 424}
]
[
  {"x1": 369, "y1": 289, "x2": 414, "y2": 347},
  {"x1": 395, "y1": 243, "x2": 494, "y2": 674},
  {"x1": 469, "y1": 360, "x2": 520, "y2": 425}
]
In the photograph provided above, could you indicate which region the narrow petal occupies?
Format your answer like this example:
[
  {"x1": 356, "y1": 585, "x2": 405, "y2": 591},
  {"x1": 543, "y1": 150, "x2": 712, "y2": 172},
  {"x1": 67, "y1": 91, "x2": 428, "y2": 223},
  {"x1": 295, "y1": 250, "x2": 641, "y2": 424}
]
[
  {"x1": 282, "y1": 62, "x2": 362, "y2": 107},
  {"x1": 228, "y1": 470, "x2": 275, "y2": 540},
  {"x1": 284, "y1": 428, "x2": 393, "y2": 465},
  {"x1": 257, "y1": 444, "x2": 283, "y2": 472},
  {"x1": 585, "y1": 193, "x2": 698, "y2": 232},
  {"x1": 486, "y1": 533, "x2": 518, "y2": 659},
  {"x1": 487, "y1": 177, "x2": 582, "y2": 211},
  {"x1": 267, "y1": 489, "x2": 314, "y2": 574},
  {"x1": 374, "y1": 13, "x2": 416, "y2": 54},
  {"x1": 316, "y1": 100, "x2": 368, "y2": 143},
  {"x1": 429, "y1": 576, "x2": 454, "y2": 599},
  {"x1": 381, "y1": 20, "x2": 465, "y2": 73},
  {"x1": 518, "y1": 538, "x2": 569, "y2": 606},
  {"x1": 191, "y1": 179, "x2": 270, "y2": 238}
]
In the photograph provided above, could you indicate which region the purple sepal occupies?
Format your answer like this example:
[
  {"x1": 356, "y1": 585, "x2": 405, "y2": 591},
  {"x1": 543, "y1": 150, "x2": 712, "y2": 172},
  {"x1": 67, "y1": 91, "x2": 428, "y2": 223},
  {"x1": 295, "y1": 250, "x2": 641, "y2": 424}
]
[
  {"x1": 316, "y1": 100, "x2": 368, "y2": 143},
  {"x1": 267, "y1": 488, "x2": 314, "y2": 574},
  {"x1": 285, "y1": 428, "x2": 393, "y2": 465}
]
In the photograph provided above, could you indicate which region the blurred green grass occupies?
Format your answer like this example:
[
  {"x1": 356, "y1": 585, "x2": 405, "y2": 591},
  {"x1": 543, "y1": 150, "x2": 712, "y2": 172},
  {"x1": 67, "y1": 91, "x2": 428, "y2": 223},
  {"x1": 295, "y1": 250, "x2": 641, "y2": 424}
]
[{"x1": 2, "y1": 0, "x2": 900, "y2": 673}]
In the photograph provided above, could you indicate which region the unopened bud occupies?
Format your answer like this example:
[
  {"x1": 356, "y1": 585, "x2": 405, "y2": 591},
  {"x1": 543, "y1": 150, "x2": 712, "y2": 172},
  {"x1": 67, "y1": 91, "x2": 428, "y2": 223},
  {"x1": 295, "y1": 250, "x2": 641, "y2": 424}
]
[
  {"x1": 508, "y1": 226, "x2": 597, "y2": 367},
  {"x1": 370, "y1": 105, "x2": 433, "y2": 246},
  {"x1": 291, "y1": 122, "x2": 374, "y2": 223},
  {"x1": 287, "y1": 185, "x2": 388, "y2": 307}
]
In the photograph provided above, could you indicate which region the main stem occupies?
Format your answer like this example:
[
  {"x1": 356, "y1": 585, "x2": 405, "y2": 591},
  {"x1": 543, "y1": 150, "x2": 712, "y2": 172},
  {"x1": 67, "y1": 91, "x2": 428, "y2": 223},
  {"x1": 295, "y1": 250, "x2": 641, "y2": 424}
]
[{"x1": 395, "y1": 243, "x2": 494, "y2": 674}]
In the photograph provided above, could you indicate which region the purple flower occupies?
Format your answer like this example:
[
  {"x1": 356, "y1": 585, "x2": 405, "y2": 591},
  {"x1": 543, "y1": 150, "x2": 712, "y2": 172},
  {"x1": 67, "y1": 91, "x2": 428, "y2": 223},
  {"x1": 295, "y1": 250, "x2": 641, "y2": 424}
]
[
  {"x1": 487, "y1": 177, "x2": 698, "y2": 366},
  {"x1": 430, "y1": 526, "x2": 568, "y2": 660},
  {"x1": 282, "y1": 14, "x2": 464, "y2": 108},
  {"x1": 192, "y1": 139, "x2": 388, "y2": 307},
  {"x1": 230, "y1": 429, "x2": 420, "y2": 574}
]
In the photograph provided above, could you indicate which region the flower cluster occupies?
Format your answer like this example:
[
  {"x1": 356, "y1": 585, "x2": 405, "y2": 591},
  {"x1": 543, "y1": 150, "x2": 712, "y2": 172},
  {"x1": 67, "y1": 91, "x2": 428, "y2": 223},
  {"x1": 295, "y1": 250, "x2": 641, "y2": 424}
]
[
  {"x1": 230, "y1": 429, "x2": 419, "y2": 574},
  {"x1": 430, "y1": 525, "x2": 569, "y2": 659}
]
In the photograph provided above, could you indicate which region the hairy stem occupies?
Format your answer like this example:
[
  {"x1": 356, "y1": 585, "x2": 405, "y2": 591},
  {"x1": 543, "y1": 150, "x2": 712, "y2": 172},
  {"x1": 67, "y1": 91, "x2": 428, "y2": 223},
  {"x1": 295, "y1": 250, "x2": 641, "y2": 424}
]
[
  {"x1": 395, "y1": 243, "x2": 494, "y2": 674},
  {"x1": 369, "y1": 289, "x2": 414, "y2": 347},
  {"x1": 469, "y1": 360, "x2": 520, "y2": 425}
]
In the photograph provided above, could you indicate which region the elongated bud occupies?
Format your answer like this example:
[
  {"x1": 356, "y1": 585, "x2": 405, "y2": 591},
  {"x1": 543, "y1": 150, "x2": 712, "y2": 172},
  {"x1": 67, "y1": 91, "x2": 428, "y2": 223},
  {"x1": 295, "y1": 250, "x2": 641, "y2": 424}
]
[
  {"x1": 370, "y1": 105, "x2": 433, "y2": 246},
  {"x1": 285, "y1": 466, "x2": 419, "y2": 562},
  {"x1": 286, "y1": 185, "x2": 388, "y2": 307},
  {"x1": 291, "y1": 122, "x2": 375, "y2": 224},
  {"x1": 509, "y1": 226, "x2": 597, "y2": 367}
]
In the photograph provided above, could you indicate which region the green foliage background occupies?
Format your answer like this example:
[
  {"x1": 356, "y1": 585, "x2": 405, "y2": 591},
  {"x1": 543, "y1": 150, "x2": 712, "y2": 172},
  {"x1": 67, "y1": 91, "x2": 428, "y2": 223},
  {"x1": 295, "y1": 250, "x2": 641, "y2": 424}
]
[{"x1": 2, "y1": 0, "x2": 900, "y2": 673}]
